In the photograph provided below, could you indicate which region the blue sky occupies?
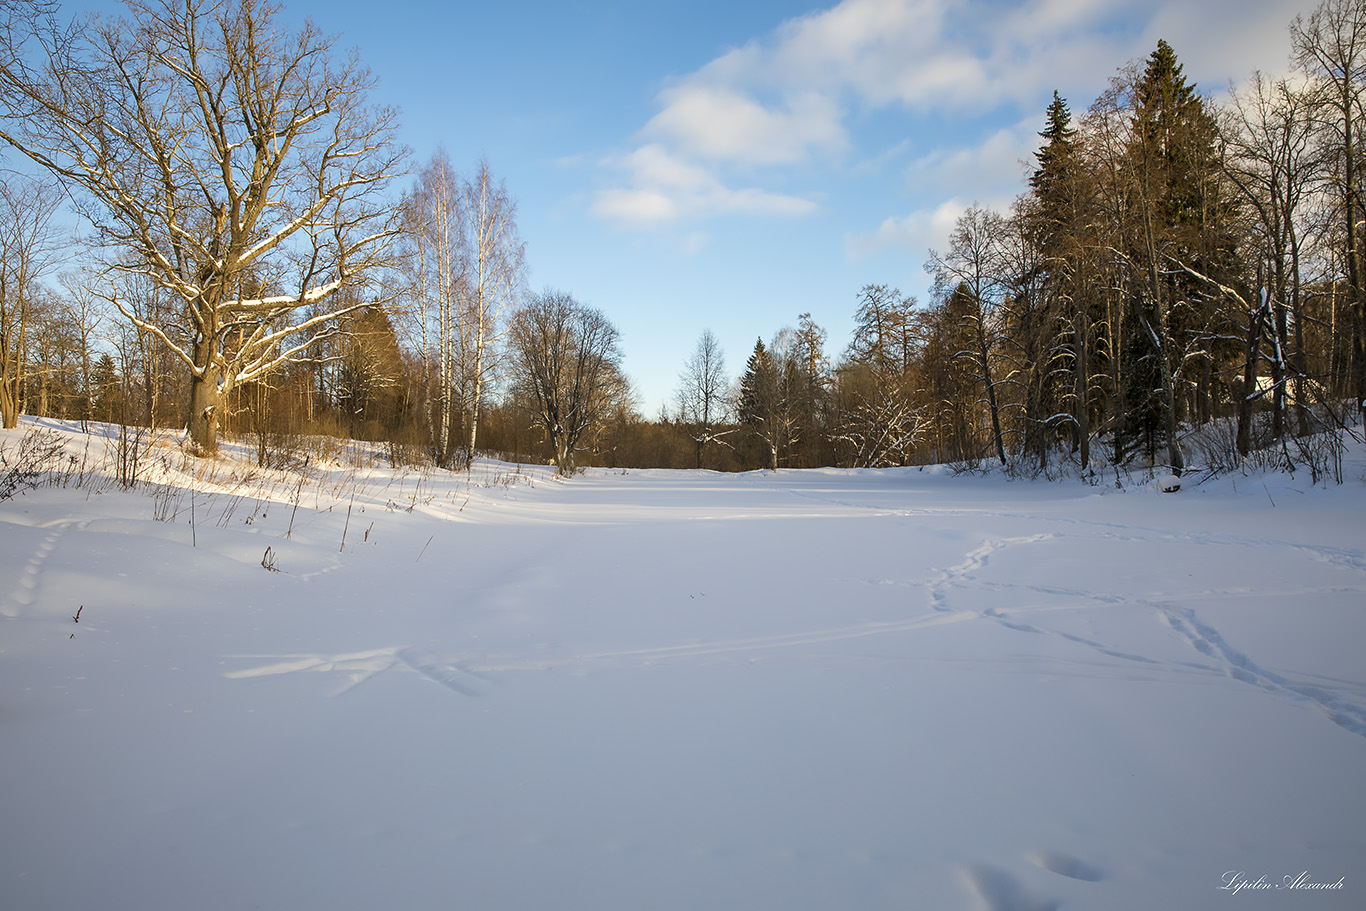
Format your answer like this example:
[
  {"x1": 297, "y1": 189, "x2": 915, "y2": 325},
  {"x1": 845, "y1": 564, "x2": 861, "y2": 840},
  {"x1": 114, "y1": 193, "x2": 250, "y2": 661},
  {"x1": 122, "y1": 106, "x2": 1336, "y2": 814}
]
[{"x1": 84, "y1": 0, "x2": 1311, "y2": 415}]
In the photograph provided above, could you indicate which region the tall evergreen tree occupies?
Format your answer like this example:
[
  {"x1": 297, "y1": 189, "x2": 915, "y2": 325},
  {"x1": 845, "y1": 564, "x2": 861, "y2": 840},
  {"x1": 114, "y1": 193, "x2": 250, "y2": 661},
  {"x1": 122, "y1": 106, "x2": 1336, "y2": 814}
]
[
  {"x1": 738, "y1": 338, "x2": 789, "y2": 470},
  {"x1": 1118, "y1": 40, "x2": 1241, "y2": 472},
  {"x1": 1030, "y1": 91, "x2": 1079, "y2": 238},
  {"x1": 1030, "y1": 91, "x2": 1099, "y2": 470}
]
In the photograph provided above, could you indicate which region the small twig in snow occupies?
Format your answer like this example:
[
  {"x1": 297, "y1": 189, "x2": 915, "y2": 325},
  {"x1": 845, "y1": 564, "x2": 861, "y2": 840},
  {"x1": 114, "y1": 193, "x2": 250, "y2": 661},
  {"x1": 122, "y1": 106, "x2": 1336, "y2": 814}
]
[{"x1": 340, "y1": 495, "x2": 354, "y2": 552}]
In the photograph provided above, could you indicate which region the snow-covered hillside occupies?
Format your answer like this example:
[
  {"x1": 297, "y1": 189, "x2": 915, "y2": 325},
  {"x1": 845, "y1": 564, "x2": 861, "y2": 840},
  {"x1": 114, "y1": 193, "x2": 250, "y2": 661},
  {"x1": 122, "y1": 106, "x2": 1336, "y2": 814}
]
[{"x1": 2, "y1": 418, "x2": 1362, "y2": 910}]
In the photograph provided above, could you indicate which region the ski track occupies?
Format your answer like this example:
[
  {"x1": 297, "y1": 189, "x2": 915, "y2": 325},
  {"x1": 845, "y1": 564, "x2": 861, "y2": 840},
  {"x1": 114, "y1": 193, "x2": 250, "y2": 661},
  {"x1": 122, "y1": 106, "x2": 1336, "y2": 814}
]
[
  {"x1": 220, "y1": 480, "x2": 1366, "y2": 741},
  {"x1": 222, "y1": 611, "x2": 983, "y2": 695},
  {"x1": 224, "y1": 645, "x2": 492, "y2": 698}
]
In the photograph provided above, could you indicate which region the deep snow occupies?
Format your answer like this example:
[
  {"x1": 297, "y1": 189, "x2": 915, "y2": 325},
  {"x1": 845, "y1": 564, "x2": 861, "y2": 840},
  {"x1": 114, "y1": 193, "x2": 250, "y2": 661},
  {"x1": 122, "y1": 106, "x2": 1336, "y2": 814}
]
[{"x1": 1, "y1": 417, "x2": 1363, "y2": 910}]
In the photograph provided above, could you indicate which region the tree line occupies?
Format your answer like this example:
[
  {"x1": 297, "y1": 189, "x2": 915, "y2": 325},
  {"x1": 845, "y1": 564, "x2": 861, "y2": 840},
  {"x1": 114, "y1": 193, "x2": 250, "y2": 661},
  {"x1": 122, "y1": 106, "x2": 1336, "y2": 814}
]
[
  {"x1": 676, "y1": 7, "x2": 1366, "y2": 476},
  {"x1": 1, "y1": 0, "x2": 1363, "y2": 478}
]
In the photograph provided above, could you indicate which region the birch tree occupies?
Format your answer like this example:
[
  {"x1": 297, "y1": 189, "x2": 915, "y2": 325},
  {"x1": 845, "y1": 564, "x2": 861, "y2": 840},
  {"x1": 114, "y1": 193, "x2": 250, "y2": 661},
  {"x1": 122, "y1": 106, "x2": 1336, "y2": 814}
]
[
  {"x1": 675, "y1": 329, "x2": 731, "y2": 468},
  {"x1": 0, "y1": 0, "x2": 403, "y2": 453},
  {"x1": 457, "y1": 159, "x2": 524, "y2": 466},
  {"x1": 401, "y1": 149, "x2": 463, "y2": 460}
]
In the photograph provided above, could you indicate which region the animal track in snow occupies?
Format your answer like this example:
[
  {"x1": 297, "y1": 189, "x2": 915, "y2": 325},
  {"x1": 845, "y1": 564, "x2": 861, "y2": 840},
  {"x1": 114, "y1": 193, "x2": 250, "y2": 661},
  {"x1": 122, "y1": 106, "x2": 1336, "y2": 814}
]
[
  {"x1": 1027, "y1": 850, "x2": 1106, "y2": 882},
  {"x1": 2, "y1": 519, "x2": 87, "y2": 618},
  {"x1": 925, "y1": 534, "x2": 1056, "y2": 614},
  {"x1": 959, "y1": 865, "x2": 1060, "y2": 911},
  {"x1": 959, "y1": 852, "x2": 1104, "y2": 911},
  {"x1": 1160, "y1": 606, "x2": 1366, "y2": 740}
]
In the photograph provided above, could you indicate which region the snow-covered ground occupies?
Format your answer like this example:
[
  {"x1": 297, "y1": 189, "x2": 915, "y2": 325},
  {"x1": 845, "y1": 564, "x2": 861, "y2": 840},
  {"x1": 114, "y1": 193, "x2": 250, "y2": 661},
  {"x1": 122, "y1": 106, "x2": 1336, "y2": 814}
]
[{"x1": 2, "y1": 417, "x2": 1363, "y2": 910}]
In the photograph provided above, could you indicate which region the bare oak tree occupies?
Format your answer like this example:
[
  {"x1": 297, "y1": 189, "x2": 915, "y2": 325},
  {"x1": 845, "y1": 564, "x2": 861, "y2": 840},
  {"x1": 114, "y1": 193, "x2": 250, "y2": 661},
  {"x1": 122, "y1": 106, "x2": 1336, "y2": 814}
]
[
  {"x1": 508, "y1": 288, "x2": 626, "y2": 476},
  {"x1": 0, "y1": 0, "x2": 403, "y2": 452}
]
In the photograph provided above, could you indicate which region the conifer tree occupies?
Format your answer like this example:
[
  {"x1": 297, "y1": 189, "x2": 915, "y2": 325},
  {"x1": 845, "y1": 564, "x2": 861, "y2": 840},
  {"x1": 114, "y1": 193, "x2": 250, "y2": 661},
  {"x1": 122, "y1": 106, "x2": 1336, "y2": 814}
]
[
  {"x1": 1030, "y1": 91, "x2": 1098, "y2": 469},
  {"x1": 738, "y1": 338, "x2": 785, "y2": 470},
  {"x1": 1118, "y1": 40, "x2": 1240, "y2": 472}
]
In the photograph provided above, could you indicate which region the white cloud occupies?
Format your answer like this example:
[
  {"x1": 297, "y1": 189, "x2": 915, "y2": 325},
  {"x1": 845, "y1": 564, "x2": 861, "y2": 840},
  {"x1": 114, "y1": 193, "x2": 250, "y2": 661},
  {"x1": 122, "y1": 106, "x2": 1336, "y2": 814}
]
[
  {"x1": 643, "y1": 85, "x2": 847, "y2": 166},
  {"x1": 907, "y1": 118, "x2": 1042, "y2": 195},
  {"x1": 845, "y1": 198, "x2": 967, "y2": 262},
  {"x1": 591, "y1": 187, "x2": 681, "y2": 225},
  {"x1": 590, "y1": 144, "x2": 817, "y2": 227}
]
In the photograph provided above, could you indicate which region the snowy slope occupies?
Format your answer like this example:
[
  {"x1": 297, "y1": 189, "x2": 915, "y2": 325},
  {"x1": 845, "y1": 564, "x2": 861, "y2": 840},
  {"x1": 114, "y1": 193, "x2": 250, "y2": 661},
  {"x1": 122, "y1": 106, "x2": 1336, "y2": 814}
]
[{"x1": 1, "y1": 418, "x2": 1363, "y2": 910}]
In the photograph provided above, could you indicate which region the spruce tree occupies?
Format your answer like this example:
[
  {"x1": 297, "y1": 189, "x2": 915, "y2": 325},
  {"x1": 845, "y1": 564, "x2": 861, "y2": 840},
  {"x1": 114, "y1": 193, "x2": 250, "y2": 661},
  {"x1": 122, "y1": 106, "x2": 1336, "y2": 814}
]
[
  {"x1": 1119, "y1": 40, "x2": 1241, "y2": 473},
  {"x1": 1029, "y1": 91, "x2": 1100, "y2": 470},
  {"x1": 739, "y1": 338, "x2": 773, "y2": 426},
  {"x1": 1030, "y1": 91, "x2": 1078, "y2": 237},
  {"x1": 739, "y1": 338, "x2": 783, "y2": 470}
]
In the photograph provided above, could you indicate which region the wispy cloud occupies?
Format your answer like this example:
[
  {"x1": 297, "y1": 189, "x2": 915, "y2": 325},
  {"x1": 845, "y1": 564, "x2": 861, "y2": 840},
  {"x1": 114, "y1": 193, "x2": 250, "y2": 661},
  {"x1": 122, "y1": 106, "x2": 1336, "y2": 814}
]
[
  {"x1": 844, "y1": 198, "x2": 968, "y2": 265},
  {"x1": 906, "y1": 118, "x2": 1043, "y2": 197},
  {"x1": 590, "y1": 144, "x2": 817, "y2": 226}
]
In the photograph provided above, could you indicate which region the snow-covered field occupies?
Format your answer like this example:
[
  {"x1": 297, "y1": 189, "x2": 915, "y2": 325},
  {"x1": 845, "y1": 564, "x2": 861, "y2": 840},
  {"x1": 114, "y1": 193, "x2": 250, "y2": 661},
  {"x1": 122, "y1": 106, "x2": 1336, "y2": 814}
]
[{"x1": 2, "y1": 417, "x2": 1363, "y2": 910}]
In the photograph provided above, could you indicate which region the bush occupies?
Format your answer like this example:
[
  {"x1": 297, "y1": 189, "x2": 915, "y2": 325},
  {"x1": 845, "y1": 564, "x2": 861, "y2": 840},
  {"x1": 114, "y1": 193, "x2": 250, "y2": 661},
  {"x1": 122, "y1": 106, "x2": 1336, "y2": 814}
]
[{"x1": 0, "y1": 427, "x2": 66, "y2": 501}]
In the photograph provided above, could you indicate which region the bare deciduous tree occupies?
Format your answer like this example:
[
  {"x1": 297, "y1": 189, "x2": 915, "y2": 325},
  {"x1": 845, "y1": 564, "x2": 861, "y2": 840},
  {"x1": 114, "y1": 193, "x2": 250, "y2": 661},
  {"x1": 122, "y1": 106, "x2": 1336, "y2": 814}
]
[
  {"x1": 458, "y1": 158, "x2": 524, "y2": 466},
  {"x1": 0, "y1": 0, "x2": 404, "y2": 453},
  {"x1": 401, "y1": 154, "x2": 522, "y2": 466},
  {"x1": 0, "y1": 174, "x2": 66, "y2": 427},
  {"x1": 508, "y1": 288, "x2": 627, "y2": 476},
  {"x1": 401, "y1": 148, "x2": 463, "y2": 460},
  {"x1": 1293, "y1": 0, "x2": 1366, "y2": 418},
  {"x1": 927, "y1": 205, "x2": 1010, "y2": 465},
  {"x1": 675, "y1": 329, "x2": 732, "y2": 468},
  {"x1": 1223, "y1": 72, "x2": 1317, "y2": 443}
]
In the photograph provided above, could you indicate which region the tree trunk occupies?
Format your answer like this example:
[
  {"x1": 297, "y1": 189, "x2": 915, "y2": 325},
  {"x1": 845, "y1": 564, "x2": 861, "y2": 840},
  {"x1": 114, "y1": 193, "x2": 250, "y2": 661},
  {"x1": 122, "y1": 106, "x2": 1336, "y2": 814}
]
[
  {"x1": 1271, "y1": 296, "x2": 1288, "y2": 441},
  {"x1": 1344, "y1": 101, "x2": 1366, "y2": 421},
  {"x1": 1355, "y1": 300, "x2": 1366, "y2": 419},
  {"x1": 1290, "y1": 235, "x2": 1308, "y2": 437},
  {"x1": 0, "y1": 377, "x2": 15, "y2": 428},
  {"x1": 464, "y1": 343, "x2": 485, "y2": 469},
  {"x1": 554, "y1": 434, "x2": 574, "y2": 477},
  {"x1": 1159, "y1": 341, "x2": 1183, "y2": 474},
  {"x1": 976, "y1": 325, "x2": 1007, "y2": 465},
  {"x1": 1236, "y1": 293, "x2": 1266, "y2": 457},
  {"x1": 1075, "y1": 306, "x2": 1090, "y2": 472},
  {"x1": 187, "y1": 338, "x2": 220, "y2": 453}
]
